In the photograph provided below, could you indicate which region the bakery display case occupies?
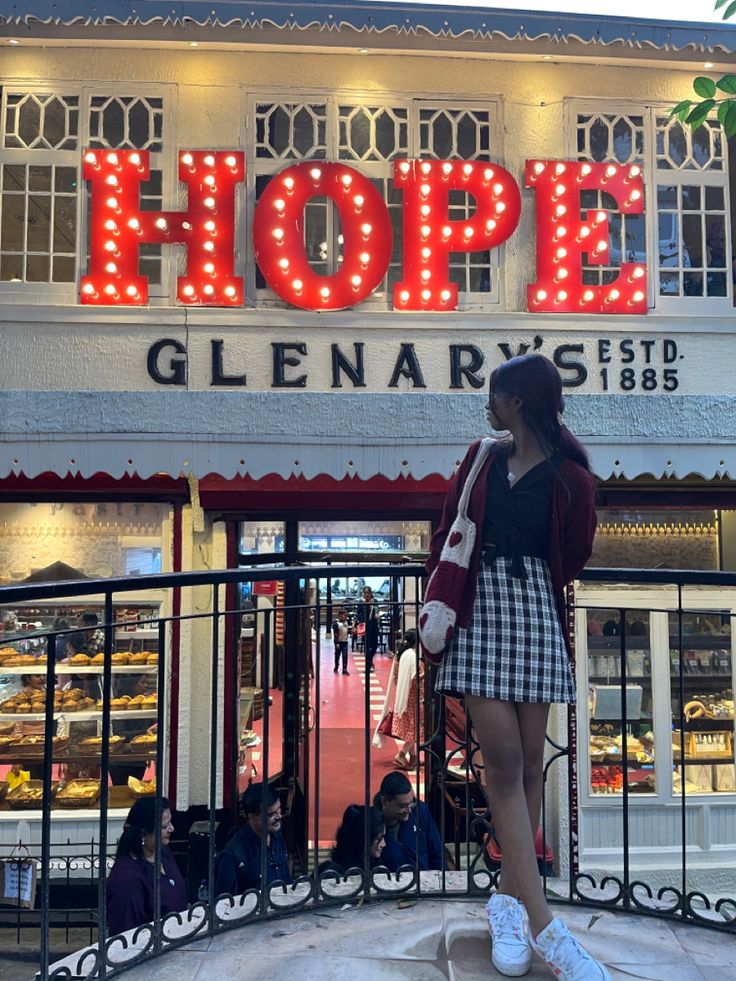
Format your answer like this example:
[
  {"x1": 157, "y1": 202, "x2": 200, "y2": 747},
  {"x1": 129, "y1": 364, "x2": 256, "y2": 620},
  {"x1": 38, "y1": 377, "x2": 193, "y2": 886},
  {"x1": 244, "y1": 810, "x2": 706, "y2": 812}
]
[
  {"x1": 575, "y1": 585, "x2": 736, "y2": 871},
  {"x1": 0, "y1": 599, "x2": 164, "y2": 817}
]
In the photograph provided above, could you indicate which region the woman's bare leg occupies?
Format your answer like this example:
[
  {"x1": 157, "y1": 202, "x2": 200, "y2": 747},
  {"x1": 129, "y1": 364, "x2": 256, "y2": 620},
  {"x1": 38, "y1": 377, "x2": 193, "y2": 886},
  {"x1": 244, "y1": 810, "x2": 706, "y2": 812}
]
[
  {"x1": 466, "y1": 695, "x2": 553, "y2": 938},
  {"x1": 491, "y1": 702, "x2": 551, "y2": 903}
]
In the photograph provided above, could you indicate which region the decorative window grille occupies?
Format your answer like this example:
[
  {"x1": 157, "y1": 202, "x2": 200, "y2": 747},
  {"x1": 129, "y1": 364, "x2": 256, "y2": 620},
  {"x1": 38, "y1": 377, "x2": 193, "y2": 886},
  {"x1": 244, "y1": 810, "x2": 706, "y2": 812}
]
[
  {"x1": 0, "y1": 86, "x2": 171, "y2": 296},
  {"x1": 571, "y1": 103, "x2": 732, "y2": 311},
  {"x1": 247, "y1": 94, "x2": 503, "y2": 307}
]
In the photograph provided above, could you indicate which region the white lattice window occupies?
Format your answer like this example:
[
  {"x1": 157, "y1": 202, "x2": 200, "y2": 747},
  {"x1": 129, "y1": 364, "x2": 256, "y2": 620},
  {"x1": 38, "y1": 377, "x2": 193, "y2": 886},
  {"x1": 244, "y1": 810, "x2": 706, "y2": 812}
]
[
  {"x1": 246, "y1": 93, "x2": 503, "y2": 308},
  {"x1": 0, "y1": 85, "x2": 172, "y2": 298},
  {"x1": 570, "y1": 102, "x2": 732, "y2": 312}
]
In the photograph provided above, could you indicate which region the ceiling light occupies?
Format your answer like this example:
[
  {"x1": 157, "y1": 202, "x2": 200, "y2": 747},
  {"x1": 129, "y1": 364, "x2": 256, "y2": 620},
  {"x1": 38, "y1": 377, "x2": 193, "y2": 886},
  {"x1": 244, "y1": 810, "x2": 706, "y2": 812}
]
[
  {"x1": 542, "y1": 55, "x2": 552, "y2": 61},
  {"x1": 704, "y1": 61, "x2": 715, "y2": 68},
  {"x1": 8, "y1": 39, "x2": 19, "y2": 45},
  {"x1": 358, "y1": 48, "x2": 369, "y2": 55},
  {"x1": 189, "y1": 41, "x2": 199, "y2": 48}
]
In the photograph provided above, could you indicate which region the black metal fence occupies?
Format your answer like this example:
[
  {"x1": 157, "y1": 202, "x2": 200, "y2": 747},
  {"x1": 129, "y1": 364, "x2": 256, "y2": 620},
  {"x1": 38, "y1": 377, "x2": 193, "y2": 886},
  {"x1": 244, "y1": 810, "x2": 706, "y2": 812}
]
[{"x1": 0, "y1": 564, "x2": 733, "y2": 979}]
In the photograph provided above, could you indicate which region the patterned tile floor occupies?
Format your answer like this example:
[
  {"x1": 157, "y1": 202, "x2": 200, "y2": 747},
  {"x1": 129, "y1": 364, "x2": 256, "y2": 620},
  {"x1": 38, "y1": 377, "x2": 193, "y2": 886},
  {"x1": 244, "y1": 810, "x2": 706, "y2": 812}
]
[{"x1": 81, "y1": 897, "x2": 734, "y2": 981}]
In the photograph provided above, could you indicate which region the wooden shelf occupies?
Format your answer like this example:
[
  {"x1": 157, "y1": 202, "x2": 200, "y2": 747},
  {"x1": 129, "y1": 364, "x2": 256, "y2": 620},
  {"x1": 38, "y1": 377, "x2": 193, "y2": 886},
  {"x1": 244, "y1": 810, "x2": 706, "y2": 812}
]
[
  {"x1": 0, "y1": 665, "x2": 157, "y2": 675},
  {"x1": 0, "y1": 709, "x2": 157, "y2": 722}
]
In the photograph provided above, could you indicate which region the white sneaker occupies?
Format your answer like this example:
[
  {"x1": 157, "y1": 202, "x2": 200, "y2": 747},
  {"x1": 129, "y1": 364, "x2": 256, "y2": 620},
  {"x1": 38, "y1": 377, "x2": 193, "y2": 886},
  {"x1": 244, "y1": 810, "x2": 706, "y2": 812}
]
[
  {"x1": 531, "y1": 917, "x2": 612, "y2": 980},
  {"x1": 486, "y1": 893, "x2": 532, "y2": 977}
]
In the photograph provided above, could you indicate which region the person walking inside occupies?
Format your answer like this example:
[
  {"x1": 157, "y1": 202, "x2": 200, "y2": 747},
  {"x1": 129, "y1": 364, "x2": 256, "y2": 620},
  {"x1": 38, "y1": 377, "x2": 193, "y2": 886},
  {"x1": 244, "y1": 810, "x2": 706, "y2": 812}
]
[
  {"x1": 373, "y1": 629, "x2": 423, "y2": 769},
  {"x1": 357, "y1": 586, "x2": 380, "y2": 672},
  {"x1": 428, "y1": 354, "x2": 605, "y2": 979},
  {"x1": 331, "y1": 608, "x2": 350, "y2": 675}
]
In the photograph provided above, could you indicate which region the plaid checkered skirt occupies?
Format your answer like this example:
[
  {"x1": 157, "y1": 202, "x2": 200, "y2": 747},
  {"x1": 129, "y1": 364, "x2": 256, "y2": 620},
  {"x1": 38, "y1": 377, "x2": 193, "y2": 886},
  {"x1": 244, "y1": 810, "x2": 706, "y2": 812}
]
[{"x1": 435, "y1": 554, "x2": 575, "y2": 704}]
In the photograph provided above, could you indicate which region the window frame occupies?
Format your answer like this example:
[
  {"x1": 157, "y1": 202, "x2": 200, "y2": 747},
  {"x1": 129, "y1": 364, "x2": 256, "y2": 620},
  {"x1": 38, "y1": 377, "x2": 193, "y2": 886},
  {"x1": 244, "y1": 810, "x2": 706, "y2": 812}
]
[
  {"x1": 566, "y1": 98, "x2": 733, "y2": 316},
  {"x1": 0, "y1": 80, "x2": 176, "y2": 303},
  {"x1": 243, "y1": 88, "x2": 506, "y2": 311}
]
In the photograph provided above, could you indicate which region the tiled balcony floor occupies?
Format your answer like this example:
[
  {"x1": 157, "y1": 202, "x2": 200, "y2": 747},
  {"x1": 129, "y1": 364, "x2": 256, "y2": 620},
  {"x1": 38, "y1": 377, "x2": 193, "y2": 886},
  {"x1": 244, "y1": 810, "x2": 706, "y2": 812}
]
[{"x1": 105, "y1": 898, "x2": 735, "y2": 981}]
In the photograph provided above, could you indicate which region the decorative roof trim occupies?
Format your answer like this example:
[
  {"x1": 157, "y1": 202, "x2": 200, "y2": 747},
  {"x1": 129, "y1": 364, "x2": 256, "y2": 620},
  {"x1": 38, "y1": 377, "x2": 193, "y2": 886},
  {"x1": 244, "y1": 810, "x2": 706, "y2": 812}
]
[
  {"x1": 1, "y1": 3, "x2": 735, "y2": 57},
  {"x1": 1, "y1": 390, "x2": 736, "y2": 482}
]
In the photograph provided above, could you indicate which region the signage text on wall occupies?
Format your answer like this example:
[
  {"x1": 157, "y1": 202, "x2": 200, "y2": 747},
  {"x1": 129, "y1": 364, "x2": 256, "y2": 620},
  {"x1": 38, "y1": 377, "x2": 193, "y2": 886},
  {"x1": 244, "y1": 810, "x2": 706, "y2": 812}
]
[{"x1": 81, "y1": 150, "x2": 646, "y2": 315}]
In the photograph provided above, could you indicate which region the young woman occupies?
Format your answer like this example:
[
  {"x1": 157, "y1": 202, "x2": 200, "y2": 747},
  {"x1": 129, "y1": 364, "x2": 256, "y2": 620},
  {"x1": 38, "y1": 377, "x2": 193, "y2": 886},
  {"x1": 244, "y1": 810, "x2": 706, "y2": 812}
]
[
  {"x1": 106, "y1": 796, "x2": 186, "y2": 936},
  {"x1": 329, "y1": 804, "x2": 386, "y2": 872},
  {"x1": 428, "y1": 355, "x2": 607, "y2": 980},
  {"x1": 373, "y1": 629, "x2": 424, "y2": 769}
]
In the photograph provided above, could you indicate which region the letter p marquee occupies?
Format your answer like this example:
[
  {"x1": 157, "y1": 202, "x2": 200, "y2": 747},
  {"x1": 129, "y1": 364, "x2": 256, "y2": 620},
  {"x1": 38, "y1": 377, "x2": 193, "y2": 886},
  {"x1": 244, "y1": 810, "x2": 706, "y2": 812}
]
[{"x1": 81, "y1": 149, "x2": 244, "y2": 305}]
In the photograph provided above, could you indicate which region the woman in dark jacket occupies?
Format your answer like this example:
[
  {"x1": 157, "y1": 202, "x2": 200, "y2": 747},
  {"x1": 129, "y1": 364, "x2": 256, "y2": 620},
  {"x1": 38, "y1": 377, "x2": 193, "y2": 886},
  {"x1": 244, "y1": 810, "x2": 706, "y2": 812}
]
[
  {"x1": 320, "y1": 804, "x2": 385, "y2": 875},
  {"x1": 107, "y1": 797, "x2": 186, "y2": 936},
  {"x1": 426, "y1": 355, "x2": 607, "y2": 981}
]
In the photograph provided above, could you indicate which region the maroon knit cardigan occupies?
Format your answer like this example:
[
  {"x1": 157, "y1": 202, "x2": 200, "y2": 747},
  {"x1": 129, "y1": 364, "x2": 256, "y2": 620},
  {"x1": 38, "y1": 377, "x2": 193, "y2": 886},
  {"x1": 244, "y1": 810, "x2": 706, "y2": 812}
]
[{"x1": 425, "y1": 440, "x2": 597, "y2": 655}]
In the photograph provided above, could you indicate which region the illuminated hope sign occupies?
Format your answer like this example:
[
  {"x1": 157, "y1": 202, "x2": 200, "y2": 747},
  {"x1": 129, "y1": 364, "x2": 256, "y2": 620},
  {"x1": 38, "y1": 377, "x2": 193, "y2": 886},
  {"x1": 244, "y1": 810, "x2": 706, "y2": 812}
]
[{"x1": 81, "y1": 150, "x2": 646, "y2": 314}]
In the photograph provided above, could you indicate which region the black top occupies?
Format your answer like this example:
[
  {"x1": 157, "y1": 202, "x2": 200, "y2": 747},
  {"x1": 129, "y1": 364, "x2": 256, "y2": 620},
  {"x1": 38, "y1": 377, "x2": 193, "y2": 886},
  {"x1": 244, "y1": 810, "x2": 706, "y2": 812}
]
[
  {"x1": 481, "y1": 451, "x2": 558, "y2": 566},
  {"x1": 213, "y1": 825, "x2": 292, "y2": 896}
]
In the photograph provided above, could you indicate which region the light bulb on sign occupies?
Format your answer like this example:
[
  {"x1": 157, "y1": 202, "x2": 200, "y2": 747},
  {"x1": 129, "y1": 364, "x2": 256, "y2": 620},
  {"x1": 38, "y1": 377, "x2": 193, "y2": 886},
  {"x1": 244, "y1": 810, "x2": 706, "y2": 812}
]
[
  {"x1": 440, "y1": 289, "x2": 452, "y2": 302},
  {"x1": 484, "y1": 168, "x2": 494, "y2": 182},
  {"x1": 421, "y1": 288, "x2": 431, "y2": 301},
  {"x1": 203, "y1": 284, "x2": 215, "y2": 296},
  {"x1": 629, "y1": 165, "x2": 641, "y2": 178},
  {"x1": 399, "y1": 290, "x2": 410, "y2": 303},
  {"x1": 493, "y1": 182, "x2": 504, "y2": 196},
  {"x1": 442, "y1": 226, "x2": 452, "y2": 239},
  {"x1": 310, "y1": 167, "x2": 322, "y2": 180},
  {"x1": 420, "y1": 183, "x2": 431, "y2": 196},
  {"x1": 633, "y1": 290, "x2": 644, "y2": 302},
  {"x1": 278, "y1": 258, "x2": 289, "y2": 270},
  {"x1": 579, "y1": 227, "x2": 590, "y2": 239},
  {"x1": 204, "y1": 155, "x2": 215, "y2": 167},
  {"x1": 606, "y1": 165, "x2": 617, "y2": 177},
  {"x1": 556, "y1": 246, "x2": 567, "y2": 259},
  {"x1": 182, "y1": 153, "x2": 194, "y2": 166},
  {"x1": 105, "y1": 175, "x2": 118, "y2": 187},
  {"x1": 106, "y1": 152, "x2": 118, "y2": 166},
  {"x1": 442, "y1": 163, "x2": 453, "y2": 176},
  {"x1": 583, "y1": 289, "x2": 595, "y2": 302},
  {"x1": 273, "y1": 228, "x2": 284, "y2": 241},
  {"x1": 420, "y1": 205, "x2": 431, "y2": 218},
  {"x1": 128, "y1": 218, "x2": 140, "y2": 230},
  {"x1": 155, "y1": 218, "x2": 168, "y2": 230},
  {"x1": 204, "y1": 197, "x2": 216, "y2": 209},
  {"x1": 629, "y1": 189, "x2": 641, "y2": 201},
  {"x1": 464, "y1": 226, "x2": 474, "y2": 239},
  {"x1": 608, "y1": 288, "x2": 620, "y2": 301},
  {"x1": 104, "y1": 219, "x2": 117, "y2": 231},
  {"x1": 596, "y1": 211, "x2": 606, "y2": 223},
  {"x1": 351, "y1": 275, "x2": 362, "y2": 287},
  {"x1": 421, "y1": 247, "x2": 431, "y2": 260},
  {"x1": 203, "y1": 240, "x2": 215, "y2": 252},
  {"x1": 204, "y1": 174, "x2": 216, "y2": 187},
  {"x1": 580, "y1": 164, "x2": 592, "y2": 176},
  {"x1": 354, "y1": 194, "x2": 365, "y2": 208},
  {"x1": 104, "y1": 284, "x2": 117, "y2": 296},
  {"x1": 633, "y1": 266, "x2": 645, "y2": 279},
  {"x1": 596, "y1": 240, "x2": 608, "y2": 252},
  {"x1": 555, "y1": 183, "x2": 565, "y2": 196},
  {"x1": 204, "y1": 220, "x2": 215, "y2": 232},
  {"x1": 104, "y1": 240, "x2": 117, "y2": 252},
  {"x1": 463, "y1": 163, "x2": 473, "y2": 176},
  {"x1": 486, "y1": 219, "x2": 496, "y2": 232},
  {"x1": 421, "y1": 162, "x2": 432, "y2": 175},
  {"x1": 125, "y1": 285, "x2": 138, "y2": 297},
  {"x1": 85, "y1": 151, "x2": 97, "y2": 164},
  {"x1": 533, "y1": 162, "x2": 545, "y2": 175},
  {"x1": 182, "y1": 221, "x2": 192, "y2": 231},
  {"x1": 399, "y1": 162, "x2": 411, "y2": 175},
  {"x1": 495, "y1": 202, "x2": 506, "y2": 214},
  {"x1": 105, "y1": 262, "x2": 117, "y2": 274},
  {"x1": 82, "y1": 282, "x2": 95, "y2": 295},
  {"x1": 225, "y1": 155, "x2": 237, "y2": 168},
  {"x1": 420, "y1": 225, "x2": 431, "y2": 238},
  {"x1": 284, "y1": 176, "x2": 295, "y2": 191},
  {"x1": 554, "y1": 163, "x2": 566, "y2": 175},
  {"x1": 421, "y1": 269, "x2": 431, "y2": 282},
  {"x1": 359, "y1": 252, "x2": 370, "y2": 264},
  {"x1": 341, "y1": 173, "x2": 353, "y2": 187},
  {"x1": 320, "y1": 286, "x2": 331, "y2": 299},
  {"x1": 557, "y1": 289, "x2": 568, "y2": 301},
  {"x1": 536, "y1": 289, "x2": 547, "y2": 301},
  {"x1": 204, "y1": 262, "x2": 215, "y2": 274},
  {"x1": 361, "y1": 223, "x2": 372, "y2": 236},
  {"x1": 293, "y1": 279, "x2": 303, "y2": 292},
  {"x1": 225, "y1": 285, "x2": 237, "y2": 298},
  {"x1": 555, "y1": 204, "x2": 566, "y2": 217}
]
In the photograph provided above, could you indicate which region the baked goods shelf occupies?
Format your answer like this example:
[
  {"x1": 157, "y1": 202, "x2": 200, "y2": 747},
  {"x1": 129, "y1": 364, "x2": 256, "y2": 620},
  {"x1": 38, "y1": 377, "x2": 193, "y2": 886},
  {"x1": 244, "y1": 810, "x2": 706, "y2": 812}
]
[
  {"x1": 0, "y1": 665, "x2": 158, "y2": 675},
  {"x1": 0, "y1": 709, "x2": 158, "y2": 721}
]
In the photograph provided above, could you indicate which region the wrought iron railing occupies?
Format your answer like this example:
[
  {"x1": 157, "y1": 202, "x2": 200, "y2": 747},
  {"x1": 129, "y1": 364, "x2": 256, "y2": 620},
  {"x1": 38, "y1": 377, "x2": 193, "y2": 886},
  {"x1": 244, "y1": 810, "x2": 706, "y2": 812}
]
[{"x1": 0, "y1": 564, "x2": 732, "y2": 979}]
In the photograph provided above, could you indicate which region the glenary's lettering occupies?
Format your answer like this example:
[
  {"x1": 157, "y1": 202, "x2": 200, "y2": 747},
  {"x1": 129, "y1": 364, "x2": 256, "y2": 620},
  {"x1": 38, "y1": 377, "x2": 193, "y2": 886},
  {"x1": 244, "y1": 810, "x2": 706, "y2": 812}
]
[
  {"x1": 145, "y1": 337, "x2": 680, "y2": 392},
  {"x1": 82, "y1": 150, "x2": 646, "y2": 315}
]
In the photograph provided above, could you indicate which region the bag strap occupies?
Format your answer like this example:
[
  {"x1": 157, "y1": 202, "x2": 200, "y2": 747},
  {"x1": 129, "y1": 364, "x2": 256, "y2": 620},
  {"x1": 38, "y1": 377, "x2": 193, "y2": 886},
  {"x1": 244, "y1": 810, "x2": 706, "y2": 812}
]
[{"x1": 456, "y1": 439, "x2": 494, "y2": 520}]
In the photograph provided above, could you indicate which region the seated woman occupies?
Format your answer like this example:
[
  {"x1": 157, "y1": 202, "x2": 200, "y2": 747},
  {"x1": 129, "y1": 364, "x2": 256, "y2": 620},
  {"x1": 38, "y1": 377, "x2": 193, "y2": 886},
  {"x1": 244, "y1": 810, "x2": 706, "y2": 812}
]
[
  {"x1": 107, "y1": 796, "x2": 186, "y2": 936},
  {"x1": 322, "y1": 804, "x2": 386, "y2": 875}
]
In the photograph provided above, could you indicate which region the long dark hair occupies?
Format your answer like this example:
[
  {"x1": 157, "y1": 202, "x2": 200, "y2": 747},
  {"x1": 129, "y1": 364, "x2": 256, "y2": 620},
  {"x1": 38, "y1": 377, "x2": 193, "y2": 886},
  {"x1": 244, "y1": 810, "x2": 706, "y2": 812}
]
[
  {"x1": 331, "y1": 804, "x2": 385, "y2": 869},
  {"x1": 490, "y1": 354, "x2": 591, "y2": 472},
  {"x1": 116, "y1": 796, "x2": 171, "y2": 860}
]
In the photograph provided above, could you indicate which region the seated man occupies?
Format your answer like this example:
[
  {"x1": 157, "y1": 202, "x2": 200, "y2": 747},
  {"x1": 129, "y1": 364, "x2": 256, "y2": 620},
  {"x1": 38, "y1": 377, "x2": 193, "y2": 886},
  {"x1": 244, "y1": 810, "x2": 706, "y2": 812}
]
[
  {"x1": 374, "y1": 771, "x2": 444, "y2": 872},
  {"x1": 214, "y1": 783, "x2": 292, "y2": 896}
]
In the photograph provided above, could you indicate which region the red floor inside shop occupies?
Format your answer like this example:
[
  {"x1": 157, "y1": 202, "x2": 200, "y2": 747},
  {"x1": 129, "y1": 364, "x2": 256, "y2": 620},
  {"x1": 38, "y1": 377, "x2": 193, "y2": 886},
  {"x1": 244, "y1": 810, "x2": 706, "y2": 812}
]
[{"x1": 248, "y1": 639, "x2": 423, "y2": 848}]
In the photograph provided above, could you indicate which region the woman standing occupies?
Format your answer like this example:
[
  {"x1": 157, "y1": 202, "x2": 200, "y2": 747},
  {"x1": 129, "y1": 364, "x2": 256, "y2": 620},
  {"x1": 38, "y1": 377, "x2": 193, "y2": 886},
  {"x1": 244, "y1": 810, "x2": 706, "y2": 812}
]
[
  {"x1": 428, "y1": 355, "x2": 606, "y2": 980},
  {"x1": 373, "y1": 629, "x2": 423, "y2": 768}
]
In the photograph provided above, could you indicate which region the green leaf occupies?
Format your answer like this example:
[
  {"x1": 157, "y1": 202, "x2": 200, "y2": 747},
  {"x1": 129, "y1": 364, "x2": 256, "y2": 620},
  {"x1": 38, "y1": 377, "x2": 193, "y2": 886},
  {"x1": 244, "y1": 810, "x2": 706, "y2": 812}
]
[
  {"x1": 716, "y1": 74, "x2": 736, "y2": 94},
  {"x1": 723, "y1": 0, "x2": 736, "y2": 19},
  {"x1": 693, "y1": 76, "x2": 717, "y2": 98},
  {"x1": 670, "y1": 99, "x2": 692, "y2": 118},
  {"x1": 686, "y1": 100, "x2": 716, "y2": 131},
  {"x1": 715, "y1": 0, "x2": 729, "y2": 7},
  {"x1": 717, "y1": 100, "x2": 732, "y2": 125},
  {"x1": 724, "y1": 102, "x2": 736, "y2": 138}
]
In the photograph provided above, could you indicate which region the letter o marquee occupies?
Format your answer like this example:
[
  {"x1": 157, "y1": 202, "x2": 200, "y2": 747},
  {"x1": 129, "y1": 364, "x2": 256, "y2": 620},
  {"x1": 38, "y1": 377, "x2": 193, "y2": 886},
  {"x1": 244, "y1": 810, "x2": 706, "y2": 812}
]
[{"x1": 253, "y1": 162, "x2": 393, "y2": 310}]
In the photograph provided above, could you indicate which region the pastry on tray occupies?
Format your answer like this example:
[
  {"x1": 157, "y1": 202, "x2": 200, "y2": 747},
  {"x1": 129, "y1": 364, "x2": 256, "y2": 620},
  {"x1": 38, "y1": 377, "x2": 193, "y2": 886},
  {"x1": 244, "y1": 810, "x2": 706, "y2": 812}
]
[
  {"x1": 111, "y1": 653, "x2": 129, "y2": 665},
  {"x1": 70, "y1": 653, "x2": 91, "y2": 665},
  {"x1": 128, "y1": 652, "x2": 149, "y2": 665},
  {"x1": 91, "y1": 653, "x2": 105, "y2": 665},
  {"x1": 146, "y1": 653, "x2": 158, "y2": 664},
  {"x1": 130, "y1": 733, "x2": 157, "y2": 746},
  {"x1": 111, "y1": 697, "x2": 130, "y2": 710}
]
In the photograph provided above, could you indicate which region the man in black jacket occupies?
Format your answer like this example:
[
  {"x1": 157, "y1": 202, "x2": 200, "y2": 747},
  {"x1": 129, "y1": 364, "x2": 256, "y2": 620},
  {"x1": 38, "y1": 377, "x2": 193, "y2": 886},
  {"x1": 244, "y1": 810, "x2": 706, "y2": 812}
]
[{"x1": 214, "y1": 783, "x2": 292, "y2": 896}]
